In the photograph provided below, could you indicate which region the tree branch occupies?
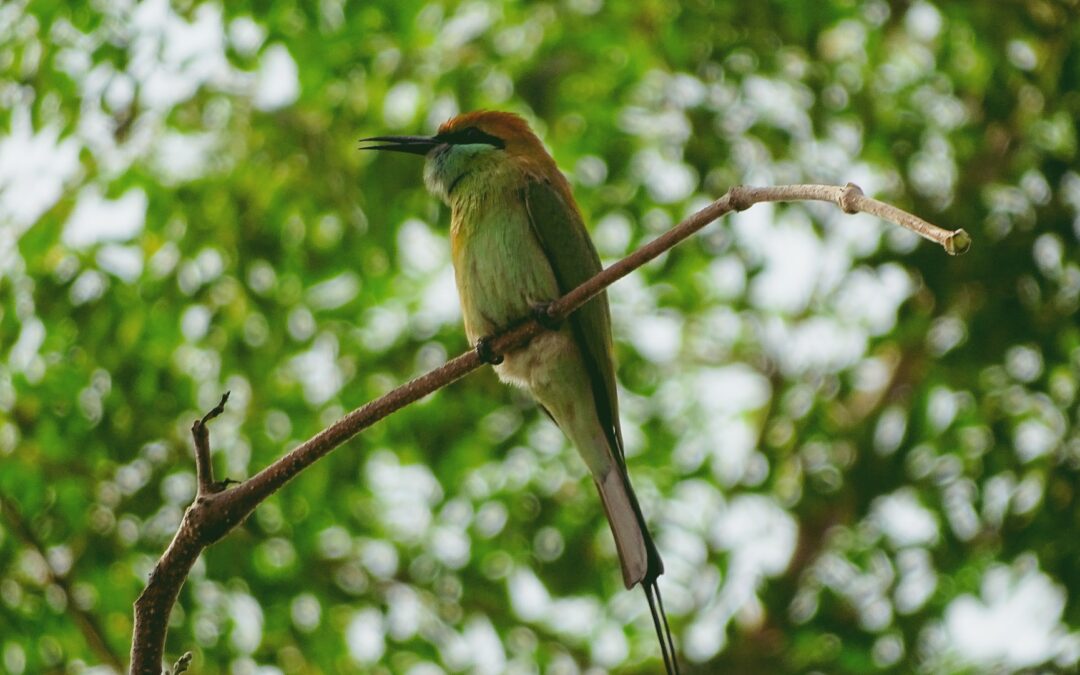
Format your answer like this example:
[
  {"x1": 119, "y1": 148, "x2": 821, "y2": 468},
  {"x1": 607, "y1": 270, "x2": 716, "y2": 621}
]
[{"x1": 128, "y1": 183, "x2": 968, "y2": 673}]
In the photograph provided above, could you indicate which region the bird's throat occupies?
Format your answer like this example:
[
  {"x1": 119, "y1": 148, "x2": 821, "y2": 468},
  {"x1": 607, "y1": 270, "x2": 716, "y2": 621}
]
[{"x1": 447, "y1": 170, "x2": 472, "y2": 197}]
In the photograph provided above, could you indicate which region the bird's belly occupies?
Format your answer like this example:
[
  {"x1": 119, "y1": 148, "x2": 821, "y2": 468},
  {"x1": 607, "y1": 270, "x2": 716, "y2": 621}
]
[{"x1": 496, "y1": 329, "x2": 578, "y2": 390}]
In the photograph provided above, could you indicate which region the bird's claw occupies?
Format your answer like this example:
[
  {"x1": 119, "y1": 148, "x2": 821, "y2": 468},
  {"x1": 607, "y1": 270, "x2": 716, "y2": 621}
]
[
  {"x1": 475, "y1": 336, "x2": 503, "y2": 365},
  {"x1": 531, "y1": 302, "x2": 562, "y2": 331}
]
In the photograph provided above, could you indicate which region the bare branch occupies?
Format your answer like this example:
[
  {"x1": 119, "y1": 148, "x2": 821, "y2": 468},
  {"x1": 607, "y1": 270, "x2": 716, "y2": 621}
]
[
  {"x1": 739, "y1": 183, "x2": 972, "y2": 255},
  {"x1": 129, "y1": 183, "x2": 968, "y2": 673}
]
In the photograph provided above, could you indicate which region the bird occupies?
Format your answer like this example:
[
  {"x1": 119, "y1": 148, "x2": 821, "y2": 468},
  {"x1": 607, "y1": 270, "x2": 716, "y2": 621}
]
[{"x1": 361, "y1": 111, "x2": 678, "y2": 674}]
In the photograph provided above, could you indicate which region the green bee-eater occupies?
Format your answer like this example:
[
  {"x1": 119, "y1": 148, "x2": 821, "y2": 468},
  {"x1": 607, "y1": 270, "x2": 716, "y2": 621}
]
[{"x1": 362, "y1": 111, "x2": 678, "y2": 673}]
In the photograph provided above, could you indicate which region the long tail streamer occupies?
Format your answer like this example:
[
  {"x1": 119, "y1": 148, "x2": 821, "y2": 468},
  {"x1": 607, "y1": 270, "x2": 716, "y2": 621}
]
[{"x1": 643, "y1": 579, "x2": 680, "y2": 674}]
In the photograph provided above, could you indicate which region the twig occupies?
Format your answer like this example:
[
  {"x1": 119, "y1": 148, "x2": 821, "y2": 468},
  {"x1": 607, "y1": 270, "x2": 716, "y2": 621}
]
[
  {"x1": 169, "y1": 652, "x2": 192, "y2": 675},
  {"x1": 765, "y1": 183, "x2": 971, "y2": 255},
  {"x1": 192, "y1": 392, "x2": 230, "y2": 495},
  {"x1": 129, "y1": 183, "x2": 968, "y2": 673},
  {"x1": 0, "y1": 496, "x2": 125, "y2": 671}
]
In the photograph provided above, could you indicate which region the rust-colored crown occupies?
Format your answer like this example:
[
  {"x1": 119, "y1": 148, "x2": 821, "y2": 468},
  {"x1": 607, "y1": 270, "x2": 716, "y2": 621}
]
[{"x1": 440, "y1": 111, "x2": 550, "y2": 161}]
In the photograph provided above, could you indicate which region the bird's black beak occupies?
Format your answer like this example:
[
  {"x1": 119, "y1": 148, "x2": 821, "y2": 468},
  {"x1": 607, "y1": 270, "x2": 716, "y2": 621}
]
[{"x1": 358, "y1": 135, "x2": 439, "y2": 156}]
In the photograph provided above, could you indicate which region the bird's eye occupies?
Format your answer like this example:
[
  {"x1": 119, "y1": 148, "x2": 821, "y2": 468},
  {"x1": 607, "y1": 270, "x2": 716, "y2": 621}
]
[{"x1": 463, "y1": 127, "x2": 483, "y2": 140}]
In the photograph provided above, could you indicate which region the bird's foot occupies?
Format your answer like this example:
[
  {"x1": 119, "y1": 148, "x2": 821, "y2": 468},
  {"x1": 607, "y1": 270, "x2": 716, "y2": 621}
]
[
  {"x1": 475, "y1": 336, "x2": 503, "y2": 365},
  {"x1": 531, "y1": 302, "x2": 562, "y2": 331}
]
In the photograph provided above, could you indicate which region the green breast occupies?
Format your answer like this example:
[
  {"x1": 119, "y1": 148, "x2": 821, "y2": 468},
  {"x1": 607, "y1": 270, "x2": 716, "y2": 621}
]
[{"x1": 450, "y1": 200, "x2": 559, "y2": 342}]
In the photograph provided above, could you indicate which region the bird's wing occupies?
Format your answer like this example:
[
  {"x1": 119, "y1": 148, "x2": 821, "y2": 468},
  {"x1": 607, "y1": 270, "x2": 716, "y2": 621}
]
[{"x1": 523, "y1": 177, "x2": 625, "y2": 461}]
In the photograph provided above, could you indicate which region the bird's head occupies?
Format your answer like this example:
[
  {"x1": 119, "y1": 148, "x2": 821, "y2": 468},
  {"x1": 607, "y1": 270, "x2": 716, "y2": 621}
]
[{"x1": 361, "y1": 111, "x2": 557, "y2": 203}]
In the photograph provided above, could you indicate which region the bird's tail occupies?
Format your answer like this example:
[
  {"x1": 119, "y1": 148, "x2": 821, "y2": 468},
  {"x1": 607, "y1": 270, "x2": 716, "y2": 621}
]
[{"x1": 594, "y1": 465, "x2": 680, "y2": 675}]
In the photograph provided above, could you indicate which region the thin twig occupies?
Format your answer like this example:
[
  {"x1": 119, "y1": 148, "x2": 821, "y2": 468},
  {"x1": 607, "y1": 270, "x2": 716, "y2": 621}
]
[
  {"x1": 192, "y1": 391, "x2": 230, "y2": 495},
  {"x1": 129, "y1": 183, "x2": 968, "y2": 673},
  {"x1": 744, "y1": 183, "x2": 972, "y2": 255},
  {"x1": 169, "y1": 652, "x2": 193, "y2": 675}
]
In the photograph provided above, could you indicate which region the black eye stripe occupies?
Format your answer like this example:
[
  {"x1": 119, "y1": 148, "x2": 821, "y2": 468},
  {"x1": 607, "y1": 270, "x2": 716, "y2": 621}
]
[{"x1": 436, "y1": 127, "x2": 505, "y2": 149}]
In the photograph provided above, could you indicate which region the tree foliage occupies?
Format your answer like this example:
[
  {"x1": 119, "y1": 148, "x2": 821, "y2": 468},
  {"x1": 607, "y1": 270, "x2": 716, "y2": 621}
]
[{"x1": 1, "y1": 0, "x2": 1078, "y2": 673}]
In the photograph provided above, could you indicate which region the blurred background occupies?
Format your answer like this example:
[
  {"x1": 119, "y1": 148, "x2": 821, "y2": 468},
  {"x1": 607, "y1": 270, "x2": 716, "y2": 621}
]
[{"x1": 2, "y1": 0, "x2": 1079, "y2": 673}]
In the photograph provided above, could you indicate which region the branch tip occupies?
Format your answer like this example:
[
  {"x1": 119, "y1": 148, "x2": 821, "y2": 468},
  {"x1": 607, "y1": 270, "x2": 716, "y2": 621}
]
[
  {"x1": 171, "y1": 651, "x2": 193, "y2": 675},
  {"x1": 200, "y1": 391, "x2": 231, "y2": 427},
  {"x1": 944, "y1": 228, "x2": 972, "y2": 256}
]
